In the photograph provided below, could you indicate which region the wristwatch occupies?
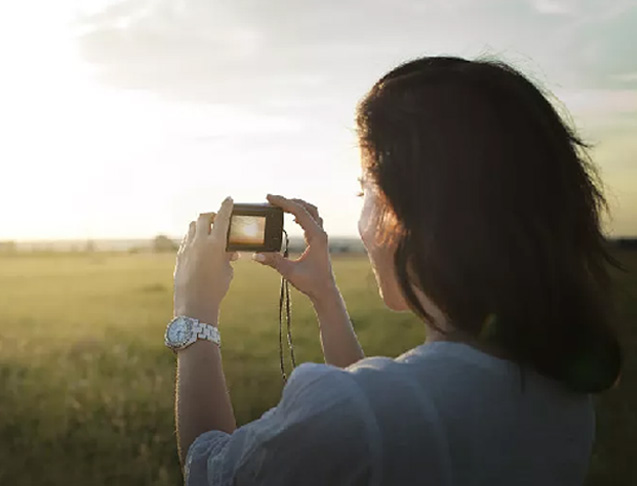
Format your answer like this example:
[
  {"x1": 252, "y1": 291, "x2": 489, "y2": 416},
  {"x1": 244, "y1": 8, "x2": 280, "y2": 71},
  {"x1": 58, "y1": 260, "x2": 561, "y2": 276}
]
[{"x1": 164, "y1": 316, "x2": 221, "y2": 351}]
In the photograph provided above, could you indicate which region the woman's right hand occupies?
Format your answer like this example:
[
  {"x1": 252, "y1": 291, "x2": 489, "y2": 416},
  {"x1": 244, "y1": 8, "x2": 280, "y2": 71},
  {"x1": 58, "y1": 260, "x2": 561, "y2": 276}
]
[{"x1": 253, "y1": 194, "x2": 337, "y2": 304}]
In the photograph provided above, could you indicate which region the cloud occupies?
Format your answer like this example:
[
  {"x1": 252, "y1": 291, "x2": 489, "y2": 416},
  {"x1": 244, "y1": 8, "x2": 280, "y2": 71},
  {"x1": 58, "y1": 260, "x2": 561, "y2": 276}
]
[
  {"x1": 76, "y1": 0, "x2": 351, "y2": 105},
  {"x1": 530, "y1": 0, "x2": 576, "y2": 15},
  {"x1": 552, "y1": 88, "x2": 637, "y2": 139},
  {"x1": 528, "y1": 0, "x2": 633, "y2": 19},
  {"x1": 74, "y1": 0, "x2": 637, "y2": 135},
  {"x1": 558, "y1": 89, "x2": 637, "y2": 115},
  {"x1": 73, "y1": 0, "x2": 533, "y2": 108},
  {"x1": 537, "y1": 1, "x2": 637, "y2": 89}
]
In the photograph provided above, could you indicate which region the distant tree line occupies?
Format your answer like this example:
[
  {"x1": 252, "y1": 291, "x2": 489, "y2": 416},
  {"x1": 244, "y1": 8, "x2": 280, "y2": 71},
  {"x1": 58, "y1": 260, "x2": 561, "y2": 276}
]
[
  {"x1": 613, "y1": 238, "x2": 637, "y2": 250},
  {"x1": 0, "y1": 241, "x2": 16, "y2": 253},
  {"x1": 1, "y1": 236, "x2": 635, "y2": 254},
  {"x1": 152, "y1": 235, "x2": 179, "y2": 252}
]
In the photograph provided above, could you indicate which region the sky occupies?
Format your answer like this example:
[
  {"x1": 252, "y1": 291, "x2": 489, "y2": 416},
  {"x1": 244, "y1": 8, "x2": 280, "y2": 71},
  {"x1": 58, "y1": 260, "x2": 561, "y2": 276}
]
[{"x1": 1, "y1": 0, "x2": 636, "y2": 241}]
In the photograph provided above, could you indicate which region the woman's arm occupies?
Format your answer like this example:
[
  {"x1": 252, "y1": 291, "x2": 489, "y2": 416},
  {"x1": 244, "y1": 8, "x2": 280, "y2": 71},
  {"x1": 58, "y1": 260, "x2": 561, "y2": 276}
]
[
  {"x1": 185, "y1": 363, "x2": 374, "y2": 486},
  {"x1": 176, "y1": 338, "x2": 236, "y2": 467},
  {"x1": 311, "y1": 284, "x2": 365, "y2": 368},
  {"x1": 173, "y1": 200, "x2": 239, "y2": 467}
]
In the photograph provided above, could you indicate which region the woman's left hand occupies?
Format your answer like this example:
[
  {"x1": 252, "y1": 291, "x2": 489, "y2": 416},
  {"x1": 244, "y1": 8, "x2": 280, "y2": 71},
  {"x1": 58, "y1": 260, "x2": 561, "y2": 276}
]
[{"x1": 173, "y1": 197, "x2": 239, "y2": 325}]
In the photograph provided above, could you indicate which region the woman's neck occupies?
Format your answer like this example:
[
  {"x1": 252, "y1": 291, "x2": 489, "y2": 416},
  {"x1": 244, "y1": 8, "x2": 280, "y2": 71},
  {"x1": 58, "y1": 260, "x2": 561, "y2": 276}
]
[
  {"x1": 413, "y1": 286, "x2": 515, "y2": 361},
  {"x1": 424, "y1": 323, "x2": 515, "y2": 361}
]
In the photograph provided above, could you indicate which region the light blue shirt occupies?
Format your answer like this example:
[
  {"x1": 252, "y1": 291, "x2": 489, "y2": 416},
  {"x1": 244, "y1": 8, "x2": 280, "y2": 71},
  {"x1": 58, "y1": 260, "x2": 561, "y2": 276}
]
[{"x1": 185, "y1": 341, "x2": 595, "y2": 485}]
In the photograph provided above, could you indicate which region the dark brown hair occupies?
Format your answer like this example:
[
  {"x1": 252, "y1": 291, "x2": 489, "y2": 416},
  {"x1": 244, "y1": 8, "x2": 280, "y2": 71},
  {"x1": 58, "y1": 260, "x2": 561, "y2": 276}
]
[{"x1": 356, "y1": 56, "x2": 624, "y2": 394}]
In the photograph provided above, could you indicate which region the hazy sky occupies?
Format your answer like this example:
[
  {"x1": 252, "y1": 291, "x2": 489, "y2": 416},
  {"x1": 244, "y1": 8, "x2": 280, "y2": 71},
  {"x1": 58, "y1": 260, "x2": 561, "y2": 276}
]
[{"x1": 1, "y1": 0, "x2": 636, "y2": 240}]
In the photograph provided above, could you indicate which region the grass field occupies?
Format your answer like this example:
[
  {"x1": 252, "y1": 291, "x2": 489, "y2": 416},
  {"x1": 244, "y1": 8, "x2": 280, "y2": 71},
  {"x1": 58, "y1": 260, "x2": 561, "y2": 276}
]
[{"x1": 0, "y1": 250, "x2": 635, "y2": 485}]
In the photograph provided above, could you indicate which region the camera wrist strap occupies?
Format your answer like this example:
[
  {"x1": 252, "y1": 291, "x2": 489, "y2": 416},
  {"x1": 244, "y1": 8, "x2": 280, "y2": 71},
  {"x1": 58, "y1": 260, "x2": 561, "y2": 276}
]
[{"x1": 279, "y1": 229, "x2": 296, "y2": 383}]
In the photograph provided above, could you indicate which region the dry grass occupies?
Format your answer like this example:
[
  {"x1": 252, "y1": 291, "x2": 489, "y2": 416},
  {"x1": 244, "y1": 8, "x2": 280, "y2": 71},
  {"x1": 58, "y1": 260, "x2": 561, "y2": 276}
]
[{"x1": 0, "y1": 250, "x2": 634, "y2": 485}]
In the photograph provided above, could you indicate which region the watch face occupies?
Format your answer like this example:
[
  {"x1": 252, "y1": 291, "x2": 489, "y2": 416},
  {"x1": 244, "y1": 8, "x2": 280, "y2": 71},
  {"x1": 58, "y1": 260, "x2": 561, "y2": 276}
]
[{"x1": 166, "y1": 318, "x2": 193, "y2": 347}]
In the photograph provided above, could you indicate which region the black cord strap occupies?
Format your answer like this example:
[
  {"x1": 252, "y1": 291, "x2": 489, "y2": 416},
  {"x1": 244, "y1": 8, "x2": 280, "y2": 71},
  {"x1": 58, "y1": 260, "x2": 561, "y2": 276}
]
[{"x1": 279, "y1": 230, "x2": 296, "y2": 383}]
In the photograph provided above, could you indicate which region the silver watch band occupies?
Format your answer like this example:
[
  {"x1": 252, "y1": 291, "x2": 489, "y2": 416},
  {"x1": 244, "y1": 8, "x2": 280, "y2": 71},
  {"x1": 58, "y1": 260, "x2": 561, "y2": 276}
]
[{"x1": 193, "y1": 321, "x2": 222, "y2": 347}]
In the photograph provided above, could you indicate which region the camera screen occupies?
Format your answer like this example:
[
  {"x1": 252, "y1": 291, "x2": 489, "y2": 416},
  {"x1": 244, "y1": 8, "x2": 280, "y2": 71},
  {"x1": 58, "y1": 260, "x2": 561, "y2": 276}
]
[{"x1": 228, "y1": 215, "x2": 266, "y2": 245}]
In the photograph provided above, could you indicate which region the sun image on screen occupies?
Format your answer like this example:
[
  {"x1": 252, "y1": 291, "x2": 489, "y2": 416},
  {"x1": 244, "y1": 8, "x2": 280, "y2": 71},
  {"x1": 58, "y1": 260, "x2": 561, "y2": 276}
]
[{"x1": 228, "y1": 215, "x2": 266, "y2": 245}]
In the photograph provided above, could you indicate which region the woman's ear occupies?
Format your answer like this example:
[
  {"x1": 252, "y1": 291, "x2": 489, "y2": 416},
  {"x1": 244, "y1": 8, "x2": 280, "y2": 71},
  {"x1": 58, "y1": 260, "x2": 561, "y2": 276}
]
[
  {"x1": 373, "y1": 204, "x2": 402, "y2": 249},
  {"x1": 379, "y1": 238, "x2": 412, "y2": 312}
]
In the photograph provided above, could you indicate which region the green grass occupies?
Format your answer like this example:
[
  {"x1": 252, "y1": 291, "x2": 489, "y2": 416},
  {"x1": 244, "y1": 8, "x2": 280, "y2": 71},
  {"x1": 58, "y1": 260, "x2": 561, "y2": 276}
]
[{"x1": 0, "y1": 250, "x2": 634, "y2": 485}]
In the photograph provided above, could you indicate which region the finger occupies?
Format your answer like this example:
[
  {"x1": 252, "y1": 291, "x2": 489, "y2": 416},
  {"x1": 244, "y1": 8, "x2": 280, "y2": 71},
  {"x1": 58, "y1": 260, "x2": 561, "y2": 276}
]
[
  {"x1": 178, "y1": 221, "x2": 196, "y2": 254},
  {"x1": 177, "y1": 232, "x2": 188, "y2": 256},
  {"x1": 290, "y1": 198, "x2": 323, "y2": 227},
  {"x1": 187, "y1": 221, "x2": 196, "y2": 244},
  {"x1": 227, "y1": 251, "x2": 240, "y2": 262},
  {"x1": 211, "y1": 197, "x2": 233, "y2": 242},
  {"x1": 266, "y1": 194, "x2": 326, "y2": 243},
  {"x1": 196, "y1": 212, "x2": 216, "y2": 238},
  {"x1": 252, "y1": 252, "x2": 294, "y2": 278}
]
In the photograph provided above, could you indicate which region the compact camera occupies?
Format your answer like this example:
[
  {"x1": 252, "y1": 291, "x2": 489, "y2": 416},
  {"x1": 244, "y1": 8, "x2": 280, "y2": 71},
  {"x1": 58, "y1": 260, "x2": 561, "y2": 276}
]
[{"x1": 226, "y1": 203, "x2": 284, "y2": 252}]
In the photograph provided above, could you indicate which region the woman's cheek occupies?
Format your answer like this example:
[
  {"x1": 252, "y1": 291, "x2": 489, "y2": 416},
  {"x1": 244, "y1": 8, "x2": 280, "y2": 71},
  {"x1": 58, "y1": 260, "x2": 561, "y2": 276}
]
[{"x1": 358, "y1": 203, "x2": 374, "y2": 251}]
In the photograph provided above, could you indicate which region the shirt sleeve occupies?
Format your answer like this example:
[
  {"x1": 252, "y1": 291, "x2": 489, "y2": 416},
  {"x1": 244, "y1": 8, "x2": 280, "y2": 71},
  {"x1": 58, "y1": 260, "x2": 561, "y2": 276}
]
[{"x1": 184, "y1": 362, "x2": 374, "y2": 486}]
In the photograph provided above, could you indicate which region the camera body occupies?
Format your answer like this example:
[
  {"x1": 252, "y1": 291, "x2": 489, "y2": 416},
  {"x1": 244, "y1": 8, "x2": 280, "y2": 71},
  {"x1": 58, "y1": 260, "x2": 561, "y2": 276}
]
[{"x1": 226, "y1": 203, "x2": 284, "y2": 252}]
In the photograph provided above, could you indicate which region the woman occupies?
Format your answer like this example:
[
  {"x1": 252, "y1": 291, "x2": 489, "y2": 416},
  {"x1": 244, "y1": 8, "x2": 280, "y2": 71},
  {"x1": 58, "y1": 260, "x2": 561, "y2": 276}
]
[{"x1": 171, "y1": 56, "x2": 623, "y2": 486}]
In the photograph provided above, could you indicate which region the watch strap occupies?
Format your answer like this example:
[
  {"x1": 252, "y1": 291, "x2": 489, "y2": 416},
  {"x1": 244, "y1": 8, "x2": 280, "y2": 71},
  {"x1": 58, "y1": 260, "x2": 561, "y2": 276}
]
[{"x1": 193, "y1": 320, "x2": 222, "y2": 347}]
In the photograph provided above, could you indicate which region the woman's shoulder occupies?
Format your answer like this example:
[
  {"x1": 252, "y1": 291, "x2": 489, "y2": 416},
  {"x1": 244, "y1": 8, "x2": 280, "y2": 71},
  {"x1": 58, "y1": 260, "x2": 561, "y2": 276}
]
[
  {"x1": 283, "y1": 349, "x2": 452, "y2": 410},
  {"x1": 287, "y1": 356, "x2": 397, "y2": 383},
  {"x1": 280, "y1": 358, "x2": 402, "y2": 415},
  {"x1": 285, "y1": 357, "x2": 398, "y2": 391},
  {"x1": 280, "y1": 362, "x2": 363, "y2": 409},
  {"x1": 284, "y1": 361, "x2": 350, "y2": 390}
]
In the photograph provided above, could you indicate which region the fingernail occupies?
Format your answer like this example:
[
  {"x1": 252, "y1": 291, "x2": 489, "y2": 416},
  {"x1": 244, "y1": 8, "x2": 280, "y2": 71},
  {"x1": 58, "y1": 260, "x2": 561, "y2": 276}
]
[
  {"x1": 224, "y1": 196, "x2": 233, "y2": 203},
  {"x1": 252, "y1": 253, "x2": 265, "y2": 262}
]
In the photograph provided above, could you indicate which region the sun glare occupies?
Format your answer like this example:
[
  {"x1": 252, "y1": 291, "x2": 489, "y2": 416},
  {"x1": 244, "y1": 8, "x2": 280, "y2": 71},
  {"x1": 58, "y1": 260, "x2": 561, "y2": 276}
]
[{"x1": 242, "y1": 221, "x2": 260, "y2": 238}]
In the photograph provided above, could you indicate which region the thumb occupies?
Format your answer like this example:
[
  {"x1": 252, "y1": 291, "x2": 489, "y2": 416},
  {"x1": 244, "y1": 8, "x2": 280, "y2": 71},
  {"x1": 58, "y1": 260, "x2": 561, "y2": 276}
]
[{"x1": 252, "y1": 252, "x2": 293, "y2": 278}]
